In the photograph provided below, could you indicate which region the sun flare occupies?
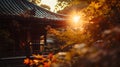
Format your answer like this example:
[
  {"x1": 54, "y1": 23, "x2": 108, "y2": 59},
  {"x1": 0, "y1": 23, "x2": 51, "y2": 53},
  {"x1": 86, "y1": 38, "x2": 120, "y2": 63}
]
[{"x1": 73, "y1": 15, "x2": 80, "y2": 23}]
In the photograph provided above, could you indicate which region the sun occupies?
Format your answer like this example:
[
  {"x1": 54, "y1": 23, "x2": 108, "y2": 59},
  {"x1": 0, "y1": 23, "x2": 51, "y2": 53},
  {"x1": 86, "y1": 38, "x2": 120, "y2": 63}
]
[
  {"x1": 41, "y1": 0, "x2": 58, "y2": 12},
  {"x1": 73, "y1": 15, "x2": 80, "y2": 23}
]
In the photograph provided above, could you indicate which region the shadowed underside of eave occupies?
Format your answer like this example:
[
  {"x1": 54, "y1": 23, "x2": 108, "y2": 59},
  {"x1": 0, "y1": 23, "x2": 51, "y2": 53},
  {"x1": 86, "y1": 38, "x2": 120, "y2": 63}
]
[{"x1": 0, "y1": 15, "x2": 67, "y2": 28}]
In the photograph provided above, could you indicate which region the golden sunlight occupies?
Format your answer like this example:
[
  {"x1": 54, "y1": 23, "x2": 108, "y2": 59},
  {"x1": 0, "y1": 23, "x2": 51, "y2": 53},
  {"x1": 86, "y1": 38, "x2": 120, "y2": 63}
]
[
  {"x1": 73, "y1": 15, "x2": 80, "y2": 23},
  {"x1": 41, "y1": 0, "x2": 58, "y2": 12},
  {"x1": 67, "y1": 11, "x2": 85, "y2": 29}
]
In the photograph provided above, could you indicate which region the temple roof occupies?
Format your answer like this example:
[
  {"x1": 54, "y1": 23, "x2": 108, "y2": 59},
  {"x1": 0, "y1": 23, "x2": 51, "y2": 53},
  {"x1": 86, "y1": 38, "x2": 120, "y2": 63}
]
[{"x1": 0, "y1": 0, "x2": 67, "y2": 20}]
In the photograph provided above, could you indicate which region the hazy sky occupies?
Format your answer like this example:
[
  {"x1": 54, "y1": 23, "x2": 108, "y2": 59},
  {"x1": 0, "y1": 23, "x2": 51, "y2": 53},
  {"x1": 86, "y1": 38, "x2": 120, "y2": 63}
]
[
  {"x1": 41, "y1": 0, "x2": 58, "y2": 12},
  {"x1": 28, "y1": 0, "x2": 58, "y2": 12}
]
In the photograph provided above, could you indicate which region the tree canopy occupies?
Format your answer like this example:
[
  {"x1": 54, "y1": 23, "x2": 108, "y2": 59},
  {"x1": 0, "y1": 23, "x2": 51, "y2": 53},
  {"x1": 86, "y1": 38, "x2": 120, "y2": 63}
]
[{"x1": 48, "y1": 0, "x2": 120, "y2": 49}]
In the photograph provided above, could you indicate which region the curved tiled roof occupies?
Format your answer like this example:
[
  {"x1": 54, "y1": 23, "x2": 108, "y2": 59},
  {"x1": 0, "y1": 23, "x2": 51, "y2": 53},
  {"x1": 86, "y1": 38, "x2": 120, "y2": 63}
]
[{"x1": 0, "y1": 0, "x2": 67, "y2": 20}]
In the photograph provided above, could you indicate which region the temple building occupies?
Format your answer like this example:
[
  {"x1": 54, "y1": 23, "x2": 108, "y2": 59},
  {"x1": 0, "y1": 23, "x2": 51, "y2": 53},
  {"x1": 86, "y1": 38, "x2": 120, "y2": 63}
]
[{"x1": 0, "y1": 0, "x2": 68, "y2": 57}]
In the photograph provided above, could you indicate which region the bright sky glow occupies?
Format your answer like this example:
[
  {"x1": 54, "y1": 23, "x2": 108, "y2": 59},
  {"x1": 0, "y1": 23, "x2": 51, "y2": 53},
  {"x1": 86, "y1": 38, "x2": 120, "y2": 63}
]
[
  {"x1": 41, "y1": 0, "x2": 58, "y2": 12},
  {"x1": 73, "y1": 15, "x2": 80, "y2": 23}
]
